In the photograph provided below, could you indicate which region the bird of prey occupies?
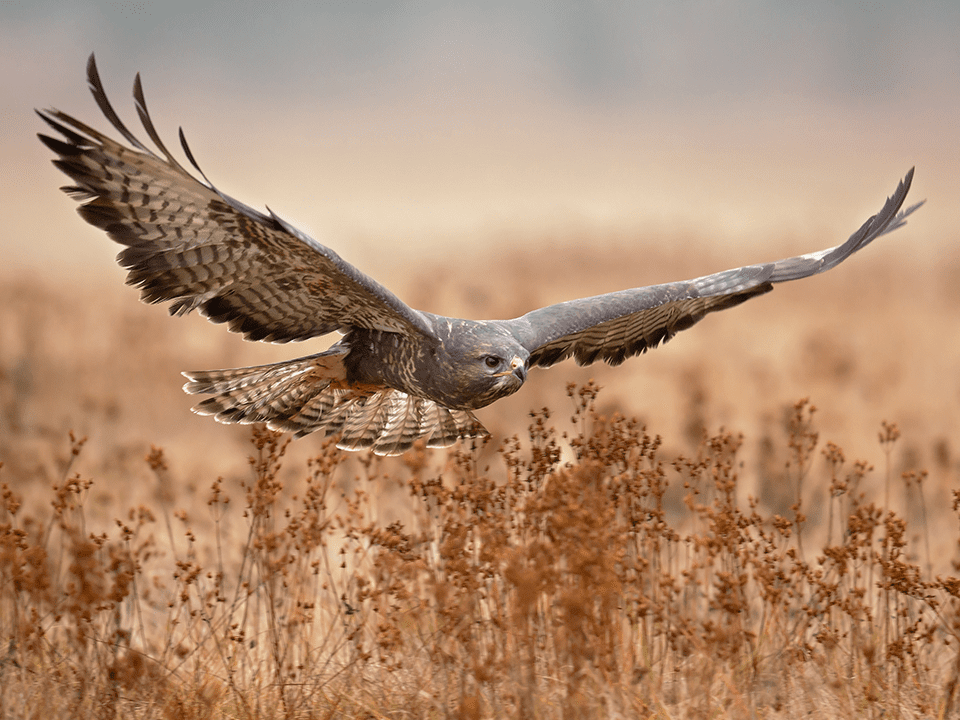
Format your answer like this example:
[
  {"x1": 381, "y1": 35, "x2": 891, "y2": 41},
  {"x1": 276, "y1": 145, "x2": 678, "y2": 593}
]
[{"x1": 38, "y1": 55, "x2": 922, "y2": 455}]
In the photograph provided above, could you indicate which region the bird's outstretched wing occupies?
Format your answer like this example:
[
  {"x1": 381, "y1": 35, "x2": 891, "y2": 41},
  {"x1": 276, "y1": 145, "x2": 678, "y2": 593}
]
[
  {"x1": 510, "y1": 170, "x2": 922, "y2": 368},
  {"x1": 37, "y1": 53, "x2": 434, "y2": 344}
]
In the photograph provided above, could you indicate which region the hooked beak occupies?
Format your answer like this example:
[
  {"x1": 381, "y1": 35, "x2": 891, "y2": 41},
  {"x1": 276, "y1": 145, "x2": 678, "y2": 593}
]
[
  {"x1": 510, "y1": 356, "x2": 526, "y2": 382},
  {"x1": 493, "y1": 356, "x2": 527, "y2": 386}
]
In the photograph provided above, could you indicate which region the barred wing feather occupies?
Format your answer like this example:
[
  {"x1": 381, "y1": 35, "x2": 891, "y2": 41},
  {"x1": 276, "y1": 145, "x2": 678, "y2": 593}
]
[
  {"x1": 37, "y1": 54, "x2": 434, "y2": 345},
  {"x1": 513, "y1": 169, "x2": 922, "y2": 368}
]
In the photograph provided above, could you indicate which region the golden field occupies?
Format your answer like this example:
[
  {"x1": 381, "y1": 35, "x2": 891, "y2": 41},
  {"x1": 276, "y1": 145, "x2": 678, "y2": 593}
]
[{"x1": 1, "y1": 228, "x2": 960, "y2": 719}]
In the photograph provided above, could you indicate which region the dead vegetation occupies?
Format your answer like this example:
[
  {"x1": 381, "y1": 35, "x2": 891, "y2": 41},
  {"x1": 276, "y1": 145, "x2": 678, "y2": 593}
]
[
  {"x1": 1, "y1": 240, "x2": 959, "y2": 718},
  {"x1": 1, "y1": 382, "x2": 959, "y2": 718}
]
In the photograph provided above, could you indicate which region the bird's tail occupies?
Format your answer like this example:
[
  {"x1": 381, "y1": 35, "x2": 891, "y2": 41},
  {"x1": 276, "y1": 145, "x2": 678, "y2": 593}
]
[{"x1": 182, "y1": 348, "x2": 488, "y2": 456}]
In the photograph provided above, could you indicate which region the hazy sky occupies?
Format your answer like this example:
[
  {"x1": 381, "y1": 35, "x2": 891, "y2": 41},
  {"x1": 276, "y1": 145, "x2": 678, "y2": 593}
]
[{"x1": 3, "y1": 1, "x2": 958, "y2": 276}]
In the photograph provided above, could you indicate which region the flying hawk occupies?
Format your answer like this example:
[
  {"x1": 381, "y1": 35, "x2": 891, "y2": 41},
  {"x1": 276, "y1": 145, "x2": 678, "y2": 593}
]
[{"x1": 38, "y1": 55, "x2": 922, "y2": 455}]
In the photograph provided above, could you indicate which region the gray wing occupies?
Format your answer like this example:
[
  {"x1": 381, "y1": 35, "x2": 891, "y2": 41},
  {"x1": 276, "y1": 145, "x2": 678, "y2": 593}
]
[
  {"x1": 509, "y1": 169, "x2": 922, "y2": 368},
  {"x1": 38, "y1": 54, "x2": 435, "y2": 344}
]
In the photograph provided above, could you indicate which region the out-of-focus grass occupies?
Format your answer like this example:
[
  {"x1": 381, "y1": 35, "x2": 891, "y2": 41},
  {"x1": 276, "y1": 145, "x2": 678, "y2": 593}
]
[
  {"x1": 1, "y1": 234, "x2": 959, "y2": 718},
  {"x1": 1, "y1": 389, "x2": 959, "y2": 718}
]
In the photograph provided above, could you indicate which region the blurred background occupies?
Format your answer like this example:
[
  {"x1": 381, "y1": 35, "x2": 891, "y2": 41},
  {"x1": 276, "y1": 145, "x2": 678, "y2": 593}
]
[
  {"x1": 4, "y1": 0, "x2": 958, "y2": 271},
  {"x1": 2, "y1": 1, "x2": 959, "y2": 523}
]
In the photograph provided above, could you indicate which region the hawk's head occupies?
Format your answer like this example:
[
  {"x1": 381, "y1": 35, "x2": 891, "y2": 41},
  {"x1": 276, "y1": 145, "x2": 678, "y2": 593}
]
[
  {"x1": 432, "y1": 321, "x2": 529, "y2": 410},
  {"x1": 463, "y1": 348, "x2": 528, "y2": 409}
]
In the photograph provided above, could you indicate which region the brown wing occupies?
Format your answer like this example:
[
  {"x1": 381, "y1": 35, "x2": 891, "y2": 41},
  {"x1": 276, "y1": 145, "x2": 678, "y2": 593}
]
[
  {"x1": 508, "y1": 169, "x2": 921, "y2": 367},
  {"x1": 38, "y1": 54, "x2": 435, "y2": 344}
]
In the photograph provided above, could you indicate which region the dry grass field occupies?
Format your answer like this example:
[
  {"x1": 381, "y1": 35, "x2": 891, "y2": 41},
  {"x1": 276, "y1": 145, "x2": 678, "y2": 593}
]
[{"x1": 1, "y1": 230, "x2": 960, "y2": 719}]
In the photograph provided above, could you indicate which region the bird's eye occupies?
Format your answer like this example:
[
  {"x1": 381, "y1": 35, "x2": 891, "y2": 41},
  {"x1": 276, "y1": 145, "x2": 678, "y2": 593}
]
[{"x1": 483, "y1": 355, "x2": 501, "y2": 369}]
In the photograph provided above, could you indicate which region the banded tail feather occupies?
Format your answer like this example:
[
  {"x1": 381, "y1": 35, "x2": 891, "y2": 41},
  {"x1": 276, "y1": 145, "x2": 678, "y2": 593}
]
[{"x1": 183, "y1": 348, "x2": 487, "y2": 455}]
